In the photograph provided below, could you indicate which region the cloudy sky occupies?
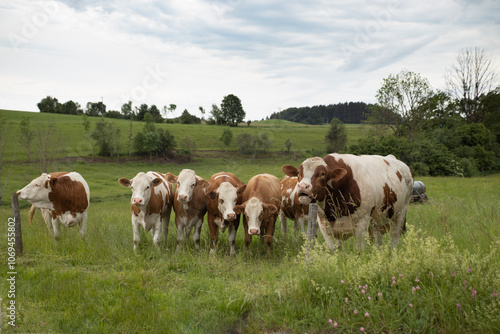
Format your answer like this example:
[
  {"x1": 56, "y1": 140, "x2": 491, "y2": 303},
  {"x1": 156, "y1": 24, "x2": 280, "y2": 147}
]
[{"x1": 1, "y1": 0, "x2": 499, "y2": 120}]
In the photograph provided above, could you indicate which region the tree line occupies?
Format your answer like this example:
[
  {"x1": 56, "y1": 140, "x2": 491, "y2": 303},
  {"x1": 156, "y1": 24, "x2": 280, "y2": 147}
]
[{"x1": 37, "y1": 94, "x2": 246, "y2": 126}]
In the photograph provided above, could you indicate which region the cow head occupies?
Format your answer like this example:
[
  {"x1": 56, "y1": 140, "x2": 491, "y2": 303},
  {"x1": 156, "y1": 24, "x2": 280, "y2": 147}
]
[
  {"x1": 166, "y1": 169, "x2": 208, "y2": 204},
  {"x1": 119, "y1": 172, "x2": 163, "y2": 207},
  {"x1": 282, "y1": 157, "x2": 347, "y2": 204},
  {"x1": 234, "y1": 197, "x2": 277, "y2": 235},
  {"x1": 206, "y1": 182, "x2": 245, "y2": 224},
  {"x1": 17, "y1": 173, "x2": 53, "y2": 208}
]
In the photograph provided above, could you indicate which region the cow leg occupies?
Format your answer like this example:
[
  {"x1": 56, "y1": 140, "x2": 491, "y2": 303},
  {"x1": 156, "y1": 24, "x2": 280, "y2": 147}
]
[
  {"x1": 263, "y1": 218, "x2": 276, "y2": 253},
  {"x1": 152, "y1": 220, "x2": 162, "y2": 248},
  {"x1": 355, "y1": 217, "x2": 371, "y2": 251},
  {"x1": 79, "y1": 211, "x2": 88, "y2": 239},
  {"x1": 192, "y1": 217, "x2": 203, "y2": 250},
  {"x1": 228, "y1": 218, "x2": 239, "y2": 256},
  {"x1": 132, "y1": 217, "x2": 141, "y2": 251},
  {"x1": 279, "y1": 210, "x2": 287, "y2": 238},
  {"x1": 316, "y1": 208, "x2": 337, "y2": 252},
  {"x1": 176, "y1": 216, "x2": 186, "y2": 252},
  {"x1": 162, "y1": 207, "x2": 172, "y2": 244},
  {"x1": 208, "y1": 217, "x2": 219, "y2": 256},
  {"x1": 52, "y1": 217, "x2": 62, "y2": 240},
  {"x1": 391, "y1": 210, "x2": 408, "y2": 248}
]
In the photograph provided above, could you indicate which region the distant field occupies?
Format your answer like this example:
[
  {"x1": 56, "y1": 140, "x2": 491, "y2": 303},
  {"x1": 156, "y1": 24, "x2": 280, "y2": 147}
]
[{"x1": 0, "y1": 109, "x2": 376, "y2": 162}]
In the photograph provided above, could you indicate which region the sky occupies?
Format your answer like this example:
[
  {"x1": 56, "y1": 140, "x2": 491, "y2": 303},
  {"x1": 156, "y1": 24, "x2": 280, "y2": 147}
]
[{"x1": 1, "y1": 0, "x2": 499, "y2": 121}]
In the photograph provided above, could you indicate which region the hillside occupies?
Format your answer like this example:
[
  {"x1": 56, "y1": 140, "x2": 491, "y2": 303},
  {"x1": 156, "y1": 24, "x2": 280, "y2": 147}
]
[{"x1": 0, "y1": 109, "x2": 374, "y2": 162}]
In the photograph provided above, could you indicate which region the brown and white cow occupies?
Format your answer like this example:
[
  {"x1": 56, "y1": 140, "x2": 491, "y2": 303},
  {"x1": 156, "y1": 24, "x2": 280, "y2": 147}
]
[
  {"x1": 165, "y1": 169, "x2": 208, "y2": 251},
  {"x1": 233, "y1": 173, "x2": 281, "y2": 252},
  {"x1": 279, "y1": 175, "x2": 311, "y2": 240},
  {"x1": 17, "y1": 172, "x2": 90, "y2": 240},
  {"x1": 119, "y1": 171, "x2": 174, "y2": 251},
  {"x1": 205, "y1": 172, "x2": 245, "y2": 255},
  {"x1": 282, "y1": 154, "x2": 413, "y2": 251}
]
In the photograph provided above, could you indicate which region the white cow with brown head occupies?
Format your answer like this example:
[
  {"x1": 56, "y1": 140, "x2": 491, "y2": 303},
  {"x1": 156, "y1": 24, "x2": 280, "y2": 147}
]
[
  {"x1": 17, "y1": 172, "x2": 90, "y2": 240},
  {"x1": 119, "y1": 171, "x2": 173, "y2": 251}
]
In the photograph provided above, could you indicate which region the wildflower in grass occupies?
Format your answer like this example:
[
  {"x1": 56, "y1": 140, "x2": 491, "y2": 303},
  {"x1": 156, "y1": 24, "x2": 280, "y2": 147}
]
[
  {"x1": 363, "y1": 284, "x2": 368, "y2": 289},
  {"x1": 415, "y1": 278, "x2": 420, "y2": 282},
  {"x1": 354, "y1": 309, "x2": 358, "y2": 315},
  {"x1": 399, "y1": 274, "x2": 403, "y2": 278},
  {"x1": 361, "y1": 289, "x2": 366, "y2": 294},
  {"x1": 468, "y1": 267, "x2": 472, "y2": 273},
  {"x1": 378, "y1": 292, "x2": 382, "y2": 298},
  {"x1": 392, "y1": 276, "x2": 396, "y2": 280},
  {"x1": 368, "y1": 296, "x2": 372, "y2": 301},
  {"x1": 328, "y1": 319, "x2": 333, "y2": 324},
  {"x1": 42, "y1": 322, "x2": 46, "y2": 326},
  {"x1": 472, "y1": 288, "x2": 477, "y2": 300},
  {"x1": 345, "y1": 297, "x2": 349, "y2": 303},
  {"x1": 493, "y1": 291, "x2": 498, "y2": 298},
  {"x1": 416, "y1": 286, "x2": 421, "y2": 291},
  {"x1": 391, "y1": 280, "x2": 397, "y2": 286},
  {"x1": 365, "y1": 312, "x2": 370, "y2": 317},
  {"x1": 409, "y1": 303, "x2": 413, "y2": 308},
  {"x1": 360, "y1": 327, "x2": 365, "y2": 332},
  {"x1": 456, "y1": 303, "x2": 461, "y2": 310},
  {"x1": 412, "y1": 287, "x2": 416, "y2": 294},
  {"x1": 451, "y1": 271, "x2": 456, "y2": 277},
  {"x1": 359, "y1": 285, "x2": 362, "y2": 289},
  {"x1": 341, "y1": 280, "x2": 345, "y2": 284},
  {"x1": 463, "y1": 280, "x2": 468, "y2": 289}
]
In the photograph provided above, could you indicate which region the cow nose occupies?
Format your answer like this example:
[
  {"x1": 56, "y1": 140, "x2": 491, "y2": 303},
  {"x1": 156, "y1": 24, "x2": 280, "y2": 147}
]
[
  {"x1": 249, "y1": 228, "x2": 259, "y2": 235},
  {"x1": 178, "y1": 194, "x2": 187, "y2": 201},
  {"x1": 226, "y1": 213, "x2": 236, "y2": 221},
  {"x1": 298, "y1": 183, "x2": 311, "y2": 192},
  {"x1": 133, "y1": 198, "x2": 143, "y2": 205}
]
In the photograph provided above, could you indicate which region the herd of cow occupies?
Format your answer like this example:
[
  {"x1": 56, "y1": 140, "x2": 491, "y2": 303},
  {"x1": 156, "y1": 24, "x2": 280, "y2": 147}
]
[{"x1": 16, "y1": 153, "x2": 414, "y2": 254}]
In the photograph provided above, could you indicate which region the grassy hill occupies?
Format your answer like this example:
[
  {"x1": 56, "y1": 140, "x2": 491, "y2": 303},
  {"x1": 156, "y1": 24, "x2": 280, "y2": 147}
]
[{"x1": 0, "y1": 109, "x2": 375, "y2": 162}]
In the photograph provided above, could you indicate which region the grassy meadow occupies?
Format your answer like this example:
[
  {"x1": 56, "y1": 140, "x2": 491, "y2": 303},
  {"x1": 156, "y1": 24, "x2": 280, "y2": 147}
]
[{"x1": 0, "y1": 110, "x2": 499, "y2": 333}]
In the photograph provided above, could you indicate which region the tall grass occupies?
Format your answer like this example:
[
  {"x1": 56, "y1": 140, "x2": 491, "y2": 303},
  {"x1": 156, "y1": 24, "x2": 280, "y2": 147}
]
[{"x1": 1, "y1": 168, "x2": 499, "y2": 333}]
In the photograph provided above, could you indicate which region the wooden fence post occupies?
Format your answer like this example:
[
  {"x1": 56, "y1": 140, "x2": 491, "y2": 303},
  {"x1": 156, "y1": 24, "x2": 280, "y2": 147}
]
[{"x1": 11, "y1": 193, "x2": 23, "y2": 255}]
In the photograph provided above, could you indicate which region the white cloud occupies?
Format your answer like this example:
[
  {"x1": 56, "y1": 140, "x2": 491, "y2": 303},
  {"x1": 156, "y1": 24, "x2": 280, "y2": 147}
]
[{"x1": 0, "y1": 0, "x2": 499, "y2": 119}]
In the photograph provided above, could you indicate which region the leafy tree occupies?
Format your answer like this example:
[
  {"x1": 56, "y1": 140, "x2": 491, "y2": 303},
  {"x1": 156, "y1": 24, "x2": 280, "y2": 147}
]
[
  {"x1": 61, "y1": 100, "x2": 82, "y2": 115},
  {"x1": 149, "y1": 105, "x2": 162, "y2": 122},
  {"x1": 179, "y1": 135, "x2": 198, "y2": 162},
  {"x1": 134, "y1": 113, "x2": 176, "y2": 162},
  {"x1": 236, "y1": 133, "x2": 255, "y2": 154},
  {"x1": 91, "y1": 118, "x2": 115, "y2": 156},
  {"x1": 221, "y1": 94, "x2": 245, "y2": 126},
  {"x1": 209, "y1": 103, "x2": 223, "y2": 125},
  {"x1": 136, "y1": 104, "x2": 149, "y2": 121},
  {"x1": 19, "y1": 116, "x2": 34, "y2": 162},
  {"x1": 37, "y1": 96, "x2": 61, "y2": 113},
  {"x1": 220, "y1": 127, "x2": 233, "y2": 152},
  {"x1": 121, "y1": 101, "x2": 134, "y2": 119},
  {"x1": 376, "y1": 69, "x2": 432, "y2": 141},
  {"x1": 35, "y1": 121, "x2": 65, "y2": 173},
  {"x1": 285, "y1": 138, "x2": 293, "y2": 154},
  {"x1": 325, "y1": 118, "x2": 347, "y2": 153},
  {"x1": 82, "y1": 114, "x2": 94, "y2": 161},
  {"x1": 445, "y1": 47, "x2": 498, "y2": 123},
  {"x1": 86, "y1": 101, "x2": 106, "y2": 117},
  {"x1": 179, "y1": 109, "x2": 201, "y2": 124}
]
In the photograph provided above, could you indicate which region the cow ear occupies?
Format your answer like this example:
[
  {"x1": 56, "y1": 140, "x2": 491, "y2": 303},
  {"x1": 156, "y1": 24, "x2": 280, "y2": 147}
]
[
  {"x1": 206, "y1": 190, "x2": 217, "y2": 200},
  {"x1": 151, "y1": 178, "x2": 162, "y2": 187},
  {"x1": 264, "y1": 204, "x2": 278, "y2": 214},
  {"x1": 282, "y1": 165, "x2": 299, "y2": 177},
  {"x1": 233, "y1": 203, "x2": 246, "y2": 214},
  {"x1": 237, "y1": 184, "x2": 246, "y2": 196},
  {"x1": 50, "y1": 178, "x2": 58, "y2": 187},
  {"x1": 119, "y1": 178, "x2": 132, "y2": 187},
  {"x1": 199, "y1": 179, "x2": 209, "y2": 188},
  {"x1": 165, "y1": 173, "x2": 178, "y2": 183},
  {"x1": 327, "y1": 168, "x2": 347, "y2": 187}
]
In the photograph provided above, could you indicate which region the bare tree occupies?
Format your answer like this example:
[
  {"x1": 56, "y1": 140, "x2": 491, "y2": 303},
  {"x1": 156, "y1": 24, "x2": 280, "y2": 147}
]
[
  {"x1": 445, "y1": 47, "x2": 498, "y2": 123},
  {"x1": 19, "y1": 116, "x2": 34, "y2": 162},
  {"x1": 35, "y1": 122, "x2": 65, "y2": 173},
  {"x1": 0, "y1": 118, "x2": 14, "y2": 205}
]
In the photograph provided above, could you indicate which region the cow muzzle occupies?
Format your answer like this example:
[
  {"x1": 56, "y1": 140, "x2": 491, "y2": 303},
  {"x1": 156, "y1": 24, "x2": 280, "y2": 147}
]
[
  {"x1": 249, "y1": 228, "x2": 260, "y2": 235},
  {"x1": 132, "y1": 198, "x2": 144, "y2": 206},
  {"x1": 177, "y1": 194, "x2": 188, "y2": 203},
  {"x1": 224, "y1": 212, "x2": 236, "y2": 221},
  {"x1": 297, "y1": 183, "x2": 312, "y2": 205}
]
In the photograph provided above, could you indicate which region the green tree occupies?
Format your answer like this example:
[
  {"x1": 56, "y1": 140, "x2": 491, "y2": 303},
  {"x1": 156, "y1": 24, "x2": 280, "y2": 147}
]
[
  {"x1": 121, "y1": 101, "x2": 133, "y2": 119},
  {"x1": 82, "y1": 114, "x2": 94, "y2": 161},
  {"x1": 325, "y1": 118, "x2": 347, "y2": 153},
  {"x1": 37, "y1": 96, "x2": 61, "y2": 113},
  {"x1": 220, "y1": 127, "x2": 233, "y2": 152},
  {"x1": 179, "y1": 109, "x2": 201, "y2": 124},
  {"x1": 91, "y1": 118, "x2": 115, "y2": 157},
  {"x1": 61, "y1": 100, "x2": 82, "y2": 115},
  {"x1": 179, "y1": 135, "x2": 198, "y2": 162},
  {"x1": 19, "y1": 116, "x2": 34, "y2": 162},
  {"x1": 86, "y1": 101, "x2": 106, "y2": 117},
  {"x1": 376, "y1": 69, "x2": 432, "y2": 140},
  {"x1": 136, "y1": 104, "x2": 149, "y2": 121},
  {"x1": 221, "y1": 94, "x2": 245, "y2": 126},
  {"x1": 209, "y1": 103, "x2": 223, "y2": 125},
  {"x1": 285, "y1": 138, "x2": 293, "y2": 154}
]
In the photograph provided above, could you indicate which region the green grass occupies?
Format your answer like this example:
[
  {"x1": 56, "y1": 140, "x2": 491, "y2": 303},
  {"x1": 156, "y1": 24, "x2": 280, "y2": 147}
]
[
  {"x1": 0, "y1": 109, "x2": 374, "y2": 162},
  {"x1": 0, "y1": 110, "x2": 499, "y2": 333}
]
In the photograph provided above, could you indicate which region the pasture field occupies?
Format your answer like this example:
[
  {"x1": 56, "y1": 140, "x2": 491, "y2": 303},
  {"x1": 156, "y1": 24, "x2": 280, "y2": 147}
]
[
  {"x1": 1, "y1": 156, "x2": 499, "y2": 333},
  {"x1": 0, "y1": 109, "x2": 374, "y2": 162}
]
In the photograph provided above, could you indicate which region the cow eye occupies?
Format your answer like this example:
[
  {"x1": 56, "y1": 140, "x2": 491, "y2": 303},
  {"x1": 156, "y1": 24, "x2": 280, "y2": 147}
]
[
  {"x1": 35, "y1": 184, "x2": 41, "y2": 187},
  {"x1": 219, "y1": 199, "x2": 224, "y2": 204},
  {"x1": 191, "y1": 184, "x2": 195, "y2": 188},
  {"x1": 146, "y1": 186, "x2": 150, "y2": 190}
]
